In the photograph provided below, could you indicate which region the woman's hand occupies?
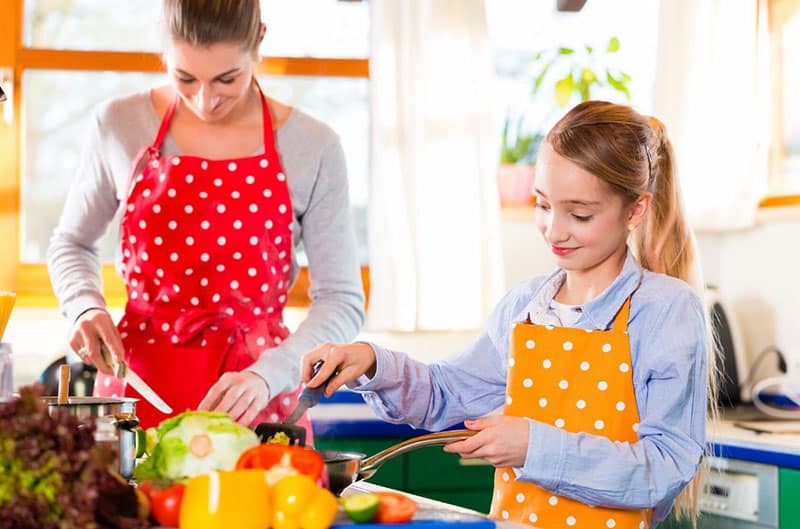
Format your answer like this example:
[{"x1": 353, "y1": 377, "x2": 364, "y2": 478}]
[
  {"x1": 69, "y1": 308, "x2": 124, "y2": 375},
  {"x1": 443, "y1": 416, "x2": 530, "y2": 468},
  {"x1": 300, "y1": 342, "x2": 377, "y2": 397},
  {"x1": 198, "y1": 371, "x2": 270, "y2": 426}
]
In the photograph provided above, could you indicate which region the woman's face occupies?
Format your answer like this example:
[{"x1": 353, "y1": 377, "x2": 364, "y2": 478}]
[
  {"x1": 164, "y1": 39, "x2": 257, "y2": 123},
  {"x1": 533, "y1": 142, "x2": 643, "y2": 273}
]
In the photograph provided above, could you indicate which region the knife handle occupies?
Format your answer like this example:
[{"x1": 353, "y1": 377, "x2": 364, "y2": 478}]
[
  {"x1": 100, "y1": 343, "x2": 126, "y2": 379},
  {"x1": 299, "y1": 360, "x2": 328, "y2": 406}
]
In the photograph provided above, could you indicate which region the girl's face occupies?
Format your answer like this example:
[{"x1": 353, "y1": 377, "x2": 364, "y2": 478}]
[
  {"x1": 533, "y1": 142, "x2": 648, "y2": 273},
  {"x1": 164, "y1": 39, "x2": 257, "y2": 123}
]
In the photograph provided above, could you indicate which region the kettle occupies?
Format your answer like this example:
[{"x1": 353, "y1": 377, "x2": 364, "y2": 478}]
[{"x1": 705, "y1": 285, "x2": 749, "y2": 406}]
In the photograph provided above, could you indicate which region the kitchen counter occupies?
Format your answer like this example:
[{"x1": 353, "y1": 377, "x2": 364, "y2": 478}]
[
  {"x1": 311, "y1": 395, "x2": 800, "y2": 469},
  {"x1": 340, "y1": 482, "x2": 528, "y2": 529}
]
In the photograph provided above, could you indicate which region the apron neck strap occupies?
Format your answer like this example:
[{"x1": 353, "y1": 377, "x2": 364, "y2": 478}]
[
  {"x1": 610, "y1": 297, "x2": 632, "y2": 332},
  {"x1": 152, "y1": 95, "x2": 179, "y2": 152}
]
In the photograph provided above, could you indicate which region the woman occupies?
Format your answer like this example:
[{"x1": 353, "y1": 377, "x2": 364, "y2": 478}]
[
  {"x1": 47, "y1": 0, "x2": 364, "y2": 432},
  {"x1": 302, "y1": 101, "x2": 708, "y2": 528}
]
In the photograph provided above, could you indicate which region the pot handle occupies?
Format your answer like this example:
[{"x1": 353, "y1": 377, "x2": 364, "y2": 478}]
[
  {"x1": 108, "y1": 413, "x2": 139, "y2": 432},
  {"x1": 359, "y1": 429, "x2": 475, "y2": 480}
]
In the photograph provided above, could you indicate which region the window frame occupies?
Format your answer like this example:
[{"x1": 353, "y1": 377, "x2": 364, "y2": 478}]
[
  {"x1": 764, "y1": 0, "x2": 800, "y2": 204},
  {"x1": 0, "y1": 0, "x2": 369, "y2": 308}
]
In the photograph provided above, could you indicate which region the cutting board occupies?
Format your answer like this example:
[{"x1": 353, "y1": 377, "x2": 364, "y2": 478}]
[{"x1": 331, "y1": 520, "x2": 496, "y2": 529}]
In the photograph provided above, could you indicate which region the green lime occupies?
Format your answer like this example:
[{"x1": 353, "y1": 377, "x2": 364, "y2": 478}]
[
  {"x1": 342, "y1": 493, "x2": 380, "y2": 523},
  {"x1": 134, "y1": 427, "x2": 147, "y2": 458}
]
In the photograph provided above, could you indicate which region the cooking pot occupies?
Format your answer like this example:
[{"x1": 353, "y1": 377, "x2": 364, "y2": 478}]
[
  {"x1": 320, "y1": 430, "x2": 475, "y2": 495},
  {"x1": 42, "y1": 396, "x2": 139, "y2": 479}
]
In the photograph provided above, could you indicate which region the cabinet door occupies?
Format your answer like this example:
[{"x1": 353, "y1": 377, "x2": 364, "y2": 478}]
[
  {"x1": 406, "y1": 446, "x2": 494, "y2": 490},
  {"x1": 315, "y1": 437, "x2": 406, "y2": 490},
  {"x1": 780, "y1": 467, "x2": 800, "y2": 528}
]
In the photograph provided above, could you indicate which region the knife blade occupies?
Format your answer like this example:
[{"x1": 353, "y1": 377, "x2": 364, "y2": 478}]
[
  {"x1": 101, "y1": 344, "x2": 173, "y2": 414},
  {"x1": 283, "y1": 359, "x2": 329, "y2": 425}
]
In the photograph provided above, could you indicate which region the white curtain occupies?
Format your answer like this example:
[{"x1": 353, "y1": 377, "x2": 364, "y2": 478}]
[
  {"x1": 366, "y1": 0, "x2": 504, "y2": 331},
  {"x1": 653, "y1": 0, "x2": 771, "y2": 230}
]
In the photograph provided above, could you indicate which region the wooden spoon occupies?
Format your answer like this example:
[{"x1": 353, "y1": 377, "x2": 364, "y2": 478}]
[{"x1": 58, "y1": 364, "x2": 70, "y2": 404}]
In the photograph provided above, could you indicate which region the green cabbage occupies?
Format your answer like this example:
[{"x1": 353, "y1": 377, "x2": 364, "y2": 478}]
[{"x1": 133, "y1": 411, "x2": 258, "y2": 482}]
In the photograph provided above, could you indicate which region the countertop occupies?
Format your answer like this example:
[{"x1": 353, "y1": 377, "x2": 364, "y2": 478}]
[{"x1": 311, "y1": 395, "x2": 800, "y2": 469}]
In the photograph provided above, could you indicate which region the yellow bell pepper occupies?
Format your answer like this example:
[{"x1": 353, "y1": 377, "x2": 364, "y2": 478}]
[
  {"x1": 179, "y1": 469, "x2": 271, "y2": 529},
  {"x1": 272, "y1": 475, "x2": 339, "y2": 529}
]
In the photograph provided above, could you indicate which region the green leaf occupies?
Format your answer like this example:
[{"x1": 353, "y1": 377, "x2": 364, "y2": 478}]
[
  {"x1": 585, "y1": 44, "x2": 594, "y2": 54},
  {"x1": 620, "y1": 71, "x2": 632, "y2": 83},
  {"x1": 605, "y1": 71, "x2": 631, "y2": 101},
  {"x1": 555, "y1": 73, "x2": 575, "y2": 107},
  {"x1": 581, "y1": 68, "x2": 597, "y2": 85},
  {"x1": 558, "y1": 47, "x2": 575, "y2": 55},
  {"x1": 531, "y1": 60, "x2": 553, "y2": 95},
  {"x1": 607, "y1": 36, "x2": 620, "y2": 53}
]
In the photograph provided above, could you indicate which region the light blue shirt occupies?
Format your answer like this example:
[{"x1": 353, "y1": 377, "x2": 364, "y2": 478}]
[{"x1": 352, "y1": 251, "x2": 707, "y2": 523}]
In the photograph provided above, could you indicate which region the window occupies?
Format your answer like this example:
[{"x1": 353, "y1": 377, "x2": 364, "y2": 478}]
[
  {"x1": 486, "y1": 0, "x2": 660, "y2": 144},
  {"x1": 768, "y1": 0, "x2": 800, "y2": 195},
  {"x1": 0, "y1": 0, "x2": 370, "y2": 306}
]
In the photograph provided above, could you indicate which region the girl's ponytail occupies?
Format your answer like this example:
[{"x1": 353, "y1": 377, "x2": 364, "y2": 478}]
[{"x1": 631, "y1": 117, "x2": 695, "y2": 284}]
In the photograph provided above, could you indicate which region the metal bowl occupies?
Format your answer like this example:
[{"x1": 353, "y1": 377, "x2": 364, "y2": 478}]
[{"x1": 42, "y1": 396, "x2": 139, "y2": 478}]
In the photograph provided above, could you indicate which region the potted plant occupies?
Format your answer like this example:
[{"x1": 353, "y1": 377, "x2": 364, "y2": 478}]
[{"x1": 497, "y1": 36, "x2": 632, "y2": 206}]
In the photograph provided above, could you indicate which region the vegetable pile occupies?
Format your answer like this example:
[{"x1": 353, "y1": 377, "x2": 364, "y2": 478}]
[{"x1": 0, "y1": 385, "x2": 148, "y2": 529}]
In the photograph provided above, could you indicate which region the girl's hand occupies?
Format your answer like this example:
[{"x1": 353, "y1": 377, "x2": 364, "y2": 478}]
[
  {"x1": 300, "y1": 342, "x2": 376, "y2": 397},
  {"x1": 444, "y1": 416, "x2": 530, "y2": 468},
  {"x1": 198, "y1": 371, "x2": 270, "y2": 426},
  {"x1": 69, "y1": 308, "x2": 124, "y2": 375}
]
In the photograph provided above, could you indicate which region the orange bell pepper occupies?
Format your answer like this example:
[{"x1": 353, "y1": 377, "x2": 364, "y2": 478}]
[
  {"x1": 179, "y1": 470, "x2": 271, "y2": 529},
  {"x1": 272, "y1": 474, "x2": 339, "y2": 529}
]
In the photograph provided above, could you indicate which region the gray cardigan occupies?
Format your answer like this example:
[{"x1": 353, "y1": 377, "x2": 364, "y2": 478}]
[{"x1": 47, "y1": 91, "x2": 365, "y2": 397}]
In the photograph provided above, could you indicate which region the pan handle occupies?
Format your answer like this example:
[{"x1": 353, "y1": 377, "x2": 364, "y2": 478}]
[{"x1": 359, "y1": 429, "x2": 475, "y2": 480}]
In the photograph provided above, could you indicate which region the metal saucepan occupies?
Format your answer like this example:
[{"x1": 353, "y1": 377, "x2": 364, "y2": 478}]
[
  {"x1": 320, "y1": 429, "x2": 476, "y2": 495},
  {"x1": 42, "y1": 396, "x2": 140, "y2": 478}
]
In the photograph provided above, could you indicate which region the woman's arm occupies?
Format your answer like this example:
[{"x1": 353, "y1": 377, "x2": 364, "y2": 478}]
[
  {"x1": 47, "y1": 112, "x2": 121, "y2": 322},
  {"x1": 247, "y1": 138, "x2": 365, "y2": 396}
]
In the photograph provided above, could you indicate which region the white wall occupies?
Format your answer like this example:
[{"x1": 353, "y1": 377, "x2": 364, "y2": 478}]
[{"x1": 697, "y1": 213, "x2": 800, "y2": 380}]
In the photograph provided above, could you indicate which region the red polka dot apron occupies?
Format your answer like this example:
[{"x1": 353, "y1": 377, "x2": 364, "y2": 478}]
[
  {"x1": 491, "y1": 298, "x2": 651, "y2": 529},
  {"x1": 95, "y1": 87, "x2": 313, "y2": 438}
]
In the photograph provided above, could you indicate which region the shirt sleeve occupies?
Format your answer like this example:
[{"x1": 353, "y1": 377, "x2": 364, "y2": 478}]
[
  {"x1": 248, "y1": 138, "x2": 365, "y2": 396},
  {"x1": 517, "y1": 289, "x2": 707, "y2": 520},
  {"x1": 349, "y1": 286, "x2": 527, "y2": 430},
  {"x1": 47, "y1": 111, "x2": 121, "y2": 322}
]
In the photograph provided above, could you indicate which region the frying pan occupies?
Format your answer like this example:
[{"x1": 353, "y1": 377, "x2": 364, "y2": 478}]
[{"x1": 320, "y1": 430, "x2": 476, "y2": 495}]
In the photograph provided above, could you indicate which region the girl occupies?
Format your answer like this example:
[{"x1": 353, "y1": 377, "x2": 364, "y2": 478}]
[
  {"x1": 302, "y1": 101, "x2": 707, "y2": 528},
  {"x1": 48, "y1": 0, "x2": 365, "y2": 431}
]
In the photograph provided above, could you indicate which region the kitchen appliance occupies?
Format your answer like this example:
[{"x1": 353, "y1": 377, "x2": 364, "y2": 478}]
[
  {"x1": 322, "y1": 430, "x2": 475, "y2": 495},
  {"x1": 43, "y1": 396, "x2": 140, "y2": 479},
  {"x1": 705, "y1": 286, "x2": 749, "y2": 406},
  {"x1": 696, "y1": 456, "x2": 778, "y2": 529}
]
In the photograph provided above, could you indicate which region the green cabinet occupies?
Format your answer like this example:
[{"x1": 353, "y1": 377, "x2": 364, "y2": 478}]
[
  {"x1": 314, "y1": 437, "x2": 494, "y2": 513},
  {"x1": 779, "y1": 467, "x2": 800, "y2": 528}
]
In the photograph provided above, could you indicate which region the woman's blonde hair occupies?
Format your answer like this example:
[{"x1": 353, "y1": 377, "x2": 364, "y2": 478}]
[
  {"x1": 162, "y1": 0, "x2": 262, "y2": 53},
  {"x1": 547, "y1": 101, "x2": 716, "y2": 525}
]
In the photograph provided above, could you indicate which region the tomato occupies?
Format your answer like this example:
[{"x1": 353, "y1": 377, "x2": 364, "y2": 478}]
[
  {"x1": 236, "y1": 444, "x2": 325, "y2": 481},
  {"x1": 373, "y1": 492, "x2": 418, "y2": 524},
  {"x1": 140, "y1": 480, "x2": 185, "y2": 528}
]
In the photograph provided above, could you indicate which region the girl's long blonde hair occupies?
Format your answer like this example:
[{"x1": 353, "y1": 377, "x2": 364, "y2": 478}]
[{"x1": 548, "y1": 101, "x2": 717, "y2": 525}]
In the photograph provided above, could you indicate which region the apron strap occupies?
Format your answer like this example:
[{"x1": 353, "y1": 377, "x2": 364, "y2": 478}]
[
  {"x1": 256, "y1": 82, "x2": 279, "y2": 159},
  {"x1": 153, "y1": 95, "x2": 179, "y2": 152},
  {"x1": 610, "y1": 297, "x2": 632, "y2": 332}
]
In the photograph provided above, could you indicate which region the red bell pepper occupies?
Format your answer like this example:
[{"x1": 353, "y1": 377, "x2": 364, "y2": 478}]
[{"x1": 235, "y1": 444, "x2": 325, "y2": 482}]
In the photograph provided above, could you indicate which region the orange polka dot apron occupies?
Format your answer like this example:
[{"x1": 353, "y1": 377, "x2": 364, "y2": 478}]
[
  {"x1": 491, "y1": 298, "x2": 651, "y2": 529},
  {"x1": 94, "y1": 87, "x2": 313, "y2": 436}
]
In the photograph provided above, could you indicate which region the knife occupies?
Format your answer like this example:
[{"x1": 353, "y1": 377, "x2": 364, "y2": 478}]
[
  {"x1": 283, "y1": 360, "x2": 329, "y2": 425},
  {"x1": 101, "y1": 344, "x2": 173, "y2": 414}
]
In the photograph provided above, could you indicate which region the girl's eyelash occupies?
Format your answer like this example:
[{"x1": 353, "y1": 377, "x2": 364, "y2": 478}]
[
  {"x1": 218, "y1": 78, "x2": 235, "y2": 84},
  {"x1": 178, "y1": 78, "x2": 195, "y2": 84},
  {"x1": 573, "y1": 215, "x2": 592, "y2": 222}
]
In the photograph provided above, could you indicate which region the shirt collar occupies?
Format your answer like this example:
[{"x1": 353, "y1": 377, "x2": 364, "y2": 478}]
[{"x1": 522, "y1": 249, "x2": 644, "y2": 330}]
